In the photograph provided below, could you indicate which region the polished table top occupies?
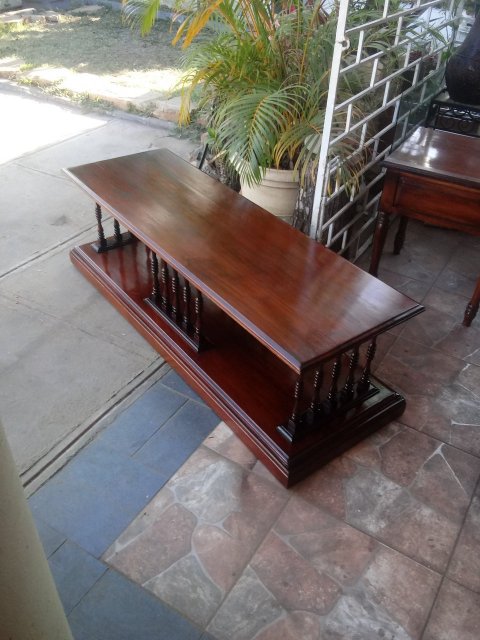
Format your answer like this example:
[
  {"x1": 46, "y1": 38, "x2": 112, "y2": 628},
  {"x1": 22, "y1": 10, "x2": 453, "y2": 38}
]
[
  {"x1": 65, "y1": 149, "x2": 422, "y2": 371},
  {"x1": 385, "y1": 126, "x2": 480, "y2": 188}
]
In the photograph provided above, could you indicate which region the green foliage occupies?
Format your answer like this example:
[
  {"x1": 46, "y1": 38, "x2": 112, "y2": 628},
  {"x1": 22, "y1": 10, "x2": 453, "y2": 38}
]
[{"x1": 123, "y1": 0, "x2": 441, "y2": 187}]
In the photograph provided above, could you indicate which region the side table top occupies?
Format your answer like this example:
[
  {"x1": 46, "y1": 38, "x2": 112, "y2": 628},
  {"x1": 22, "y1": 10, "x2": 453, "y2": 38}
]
[
  {"x1": 384, "y1": 126, "x2": 480, "y2": 188},
  {"x1": 65, "y1": 149, "x2": 422, "y2": 371}
]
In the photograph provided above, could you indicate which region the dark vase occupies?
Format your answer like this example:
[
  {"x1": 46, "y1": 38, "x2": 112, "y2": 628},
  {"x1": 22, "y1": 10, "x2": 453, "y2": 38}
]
[{"x1": 445, "y1": 13, "x2": 480, "y2": 104}]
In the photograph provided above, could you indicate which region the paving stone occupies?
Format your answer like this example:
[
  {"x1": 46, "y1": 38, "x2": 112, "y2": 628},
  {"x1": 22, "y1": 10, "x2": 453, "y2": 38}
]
[
  {"x1": 208, "y1": 545, "x2": 440, "y2": 640},
  {"x1": 423, "y1": 579, "x2": 480, "y2": 640},
  {"x1": 447, "y1": 489, "x2": 480, "y2": 593},
  {"x1": 207, "y1": 567, "x2": 283, "y2": 640},
  {"x1": 376, "y1": 336, "x2": 466, "y2": 398},
  {"x1": 146, "y1": 554, "x2": 223, "y2": 627},
  {"x1": 295, "y1": 422, "x2": 480, "y2": 573},
  {"x1": 251, "y1": 531, "x2": 341, "y2": 615},
  {"x1": 106, "y1": 446, "x2": 288, "y2": 627},
  {"x1": 274, "y1": 494, "x2": 377, "y2": 587},
  {"x1": 203, "y1": 421, "x2": 257, "y2": 470}
]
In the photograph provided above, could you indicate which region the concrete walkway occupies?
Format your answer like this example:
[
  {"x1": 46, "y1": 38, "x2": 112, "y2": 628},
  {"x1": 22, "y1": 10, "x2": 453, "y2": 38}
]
[{"x1": 0, "y1": 80, "x2": 196, "y2": 490}]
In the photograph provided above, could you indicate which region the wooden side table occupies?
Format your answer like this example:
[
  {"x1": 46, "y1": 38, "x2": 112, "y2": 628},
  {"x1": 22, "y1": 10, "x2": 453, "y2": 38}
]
[{"x1": 370, "y1": 127, "x2": 480, "y2": 327}]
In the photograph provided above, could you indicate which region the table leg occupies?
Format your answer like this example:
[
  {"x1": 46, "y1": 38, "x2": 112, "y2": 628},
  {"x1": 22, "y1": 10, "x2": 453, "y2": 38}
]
[
  {"x1": 393, "y1": 216, "x2": 408, "y2": 255},
  {"x1": 463, "y1": 277, "x2": 480, "y2": 327},
  {"x1": 369, "y1": 211, "x2": 389, "y2": 277}
]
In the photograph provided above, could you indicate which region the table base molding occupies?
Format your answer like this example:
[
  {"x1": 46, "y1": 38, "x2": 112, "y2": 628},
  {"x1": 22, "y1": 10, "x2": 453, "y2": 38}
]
[{"x1": 71, "y1": 241, "x2": 406, "y2": 487}]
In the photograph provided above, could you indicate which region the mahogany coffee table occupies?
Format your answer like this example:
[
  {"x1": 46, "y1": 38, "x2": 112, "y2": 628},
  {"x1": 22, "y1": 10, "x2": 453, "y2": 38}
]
[{"x1": 65, "y1": 149, "x2": 423, "y2": 486}]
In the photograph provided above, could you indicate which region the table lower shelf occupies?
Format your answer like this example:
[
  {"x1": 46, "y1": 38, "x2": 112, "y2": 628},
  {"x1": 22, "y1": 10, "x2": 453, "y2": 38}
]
[{"x1": 71, "y1": 240, "x2": 406, "y2": 487}]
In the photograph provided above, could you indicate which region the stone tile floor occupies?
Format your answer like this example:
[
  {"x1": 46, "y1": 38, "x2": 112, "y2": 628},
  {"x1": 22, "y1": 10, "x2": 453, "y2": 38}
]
[{"x1": 30, "y1": 220, "x2": 480, "y2": 639}]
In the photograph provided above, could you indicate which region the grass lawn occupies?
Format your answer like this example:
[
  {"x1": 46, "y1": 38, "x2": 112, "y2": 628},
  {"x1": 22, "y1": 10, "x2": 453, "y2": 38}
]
[
  {"x1": 0, "y1": 8, "x2": 183, "y2": 74},
  {"x1": 0, "y1": 8, "x2": 212, "y2": 114}
]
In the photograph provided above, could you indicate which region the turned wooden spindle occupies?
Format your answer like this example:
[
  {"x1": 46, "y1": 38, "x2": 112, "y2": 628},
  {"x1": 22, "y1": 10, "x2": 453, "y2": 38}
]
[
  {"x1": 310, "y1": 366, "x2": 323, "y2": 415},
  {"x1": 289, "y1": 376, "x2": 304, "y2": 428},
  {"x1": 160, "y1": 260, "x2": 169, "y2": 311},
  {"x1": 328, "y1": 356, "x2": 342, "y2": 407},
  {"x1": 113, "y1": 219, "x2": 122, "y2": 245},
  {"x1": 182, "y1": 281, "x2": 191, "y2": 332},
  {"x1": 151, "y1": 252, "x2": 160, "y2": 305},
  {"x1": 343, "y1": 347, "x2": 359, "y2": 400},
  {"x1": 358, "y1": 339, "x2": 377, "y2": 394},
  {"x1": 95, "y1": 203, "x2": 107, "y2": 250},
  {"x1": 194, "y1": 292, "x2": 203, "y2": 345},
  {"x1": 171, "y1": 270, "x2": 180, "y2": 321}
]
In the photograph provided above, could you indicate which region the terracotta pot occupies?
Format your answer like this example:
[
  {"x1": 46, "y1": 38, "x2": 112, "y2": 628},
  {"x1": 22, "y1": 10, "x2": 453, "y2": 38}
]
[
  {"x1": 240, "y1": 168, "x2": 299, "y2": 224},
  {"x1": 445, "y1": 13, "x2": 480, "y2": 104}
]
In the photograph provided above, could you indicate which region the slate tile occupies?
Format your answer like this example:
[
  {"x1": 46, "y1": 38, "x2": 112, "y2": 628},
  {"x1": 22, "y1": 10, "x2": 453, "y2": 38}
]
[
  {"x1": 133, "y1": 401, "x2": 219, "y2": 477},
  {"x1": 376, "y1": 337, "x2": 465, "y2": 398},
  {"x1": 250, "y1": 531, "x2": 341, "y2": 615},
  {"x1": 423, "y1": 579, "x2": 480, "y2": 640},
  {"x1": 207, "y1": 566, "x2": 283, "y2": 640},
  {"x1": 374, "y1": 226, "x2": 452, "y2": 284},
  {"x1": 273, "y1": 495, "x2": 378, "y2": 587},
  {"x1": 106, "y1": 447, "x2": 288, "y2": 628},
  {"x1": 375, "y1": 267, "x2": 431, "y2": 302},
  {"x1": 343, "y1": 465, "x2": 459, "y2": 572},
  {"x1": 322, "y1": 546, "x2": 440, "y2": 640},
  {"x1": 68, "y1": 569, "x2": 202, "y2": 640},
  {"x1": 49, "y1": 540, "x2": 107, "y2": 614},
  {"x1": 203, "y1": 422, "x2": 257, "y2": 470},
  {"x1": 435, "y1": 268, "x2": 478, "y2": 299},
  {"x1": 398, "y1": 307, "x2": 458, "y2": 348},
  {"x1": 32, "y1": 514, "x2": 66, "y2": 558},
  {"x1": 296, "y1": 422, "x2": 480, "y2": 572},
  {"x1": 422, "y1": 287, "x2": 472, "y2": 320},
  {"x1": 444, "y1": 245, "x2": 479, "y2": 280},
  {"x1": 29, "y1": 442, "x2": 167, "y2": 556},
  {"x1": 435, "y1": 325, "x2": 480, "y2": 364},
  {"x1": 96, "y1": 383, "x2": 186, "y2": 456},
  {"x1": 159, "y1": 370, "x2": 204, "y2": 402},
  {"x1": 447, "y1": 490, "x2": 480, "y2": 593}
]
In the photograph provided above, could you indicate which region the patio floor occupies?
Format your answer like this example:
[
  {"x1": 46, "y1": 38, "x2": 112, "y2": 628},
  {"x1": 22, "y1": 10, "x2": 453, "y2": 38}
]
[{"x1": 29, "y1": 218, "x2": 480, "y2": 639}]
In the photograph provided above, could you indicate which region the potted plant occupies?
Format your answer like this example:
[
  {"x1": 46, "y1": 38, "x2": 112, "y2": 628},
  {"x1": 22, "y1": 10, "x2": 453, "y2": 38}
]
[
  {"x1": 124, "y1": 0, "x2": 418, "y2": 223},
  {"x1": 187, "y1": 0, "x2": 367, "y2": 222}
]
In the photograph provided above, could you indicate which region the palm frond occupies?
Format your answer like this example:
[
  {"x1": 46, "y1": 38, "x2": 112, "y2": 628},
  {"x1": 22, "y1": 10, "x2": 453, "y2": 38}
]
[
  {"x1": 122, "y1": 0, "x2": 162, "y2": 36},
  {"x1": 212, "y1": 87, "x2": 305, "y2": 185}
]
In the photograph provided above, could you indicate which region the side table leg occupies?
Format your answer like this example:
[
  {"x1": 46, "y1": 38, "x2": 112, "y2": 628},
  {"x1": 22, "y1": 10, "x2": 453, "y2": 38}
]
[
  {"x1": 369, "y1": 211, "x2": 389, "y2": 277},
  {"x1": 393, "y1": 216, "x2": 408, "y2": 255},
  {"x1": 463, "y1": 277, "x2": 480, "y2": 327}
]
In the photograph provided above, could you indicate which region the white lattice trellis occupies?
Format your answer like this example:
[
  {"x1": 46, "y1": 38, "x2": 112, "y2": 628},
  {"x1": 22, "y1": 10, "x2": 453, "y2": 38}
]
[{"x1": 309, "y1": 0, "x2": 461, "y2": 260}]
